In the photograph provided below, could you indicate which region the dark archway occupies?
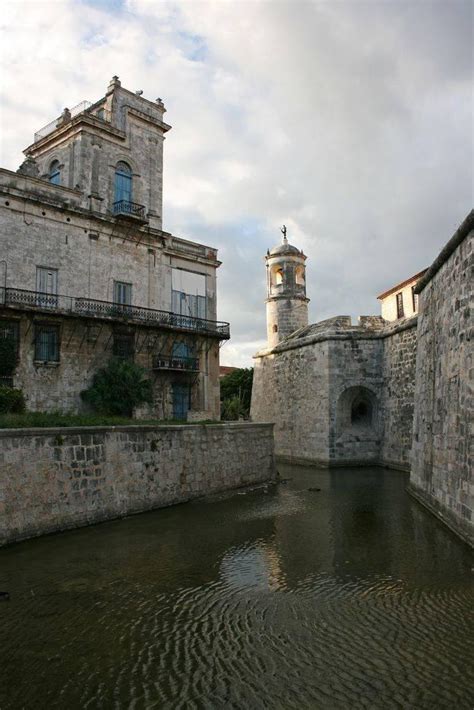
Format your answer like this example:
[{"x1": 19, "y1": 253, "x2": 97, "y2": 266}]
[{"x1": 337, "y1": 385, "x2": 377, "y2": 433}]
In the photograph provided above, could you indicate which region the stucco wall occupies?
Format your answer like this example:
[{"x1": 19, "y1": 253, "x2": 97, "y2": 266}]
[
  {"x1": 410, "y1": 229, "x2": 473, "y2": 546},
  {"x1": 0, "y1": 423, "x2": 275, "y2": 547}
]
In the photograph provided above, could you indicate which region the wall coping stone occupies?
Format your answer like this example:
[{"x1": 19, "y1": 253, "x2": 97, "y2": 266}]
[
  {"x1": 254, "y1": 316, "x2": 417, "y2": 357},
  {"x1": 0, "y1": 422, "x2": 274, "y2": 438},
  {"x1": 414, "y1": 210, "x2": 474, "y2": 294}
]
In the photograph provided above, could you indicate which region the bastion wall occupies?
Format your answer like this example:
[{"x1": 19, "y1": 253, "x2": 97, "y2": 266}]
[
  {"x1": 251, "y1": 316, "x2": 418, "y2": 469},
  {"x1": 410, "y1": 219, "x2": 473, "y2": 547},
  {"x1": 0, "y1": 423, "x2": 275, "y2": 547}
]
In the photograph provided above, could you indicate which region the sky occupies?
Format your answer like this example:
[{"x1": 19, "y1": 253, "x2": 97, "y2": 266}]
[{"x1": 1, "y1": 0, "x2": 472, "y2": 366}]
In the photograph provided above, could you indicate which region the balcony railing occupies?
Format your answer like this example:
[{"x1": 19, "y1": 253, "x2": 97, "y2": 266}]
[
  {"x1": 0, "y1": 288, "x2": 230, "y2": 339},
  {"x1": 153, "y1": 355, "x2": 200, "y2": 372},
  {"x1": 112, "y1": 200, "x2": 147, "y2": 221}
]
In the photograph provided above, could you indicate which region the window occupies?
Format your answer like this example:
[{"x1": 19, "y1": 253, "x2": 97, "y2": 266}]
[
  {"x1": 270, "y1": 265, "x2": 283, "y2": 287},
  {"x1": 273, "y1": 324, "x2": 278, "y2": 333},
  {"x1": 114, "y1": 162, "x2": 132, "y2": 205},
  {"x1": 295, "y1": 265, "x2": 305, "y2": 286},
  {"x1": 411, "y1": 286, "x2": 418, "y2": 313},
  {"x1": 34, "y1": 324, "x2": 59, "y2": 362},
  {"x1": 0, "y1": 320, "x2": 19, "y2": 382},
  {"x1": 49, "y1": 160, "x2": 61, "y2": 185},
  {"x1": 96, "y1": 108, "x2": 105, "y2": 120},
  {"x1": 113, "y1": 331, "x2": 135, "y2": 360},
  {"x1": 36, "y1": 267, "x2": 58, "y2": 307},
  {"x1": 113, "y1": 281, "x2": 132, "y2": 306},
  {"x1": 396, "y1": 292, "x2": 404, "y2": 319},
  {"x1": 171, "y1": 269, "x2": 207, "y2": 320}
]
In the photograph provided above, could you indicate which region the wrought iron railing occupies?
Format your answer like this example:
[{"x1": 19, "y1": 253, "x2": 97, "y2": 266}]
[
  {"x1": 153, "y1": 355, "x2": 200, "y2": 372},
  {"x1": 34, "y1": 101, "x2": 93, "y2": 142},
  {"x1": 0, "y1": 288, "x2": 230, "y2": 339},
  {"x1": 112, "y1": 200, "x2": 147, "y2": 220}
]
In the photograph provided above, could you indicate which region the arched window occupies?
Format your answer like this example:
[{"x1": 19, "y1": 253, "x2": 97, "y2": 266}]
[
  {"x1": 295, "y1": 265, "x2": 305, "y2": 286},
  {"x1": 271, "y1": 265, "x2": 284, "y2": 287},
  {"x1": 114, "y1": 162, "x2": 132, "y2": 205},
  {"x1": 49, "y1": 160, "x2": 61, "y2": 185}
]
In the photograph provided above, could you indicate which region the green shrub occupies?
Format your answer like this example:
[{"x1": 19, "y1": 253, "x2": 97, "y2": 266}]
[
  {"x1": 220, "y1": 367, "x2": 253, "y2": 420},
  {"x1": 81, "y1": 358, "x2": 153, "y2": 417},
  {"x1": 0, "y1": 386, "x2": 26, "y2": 414}
]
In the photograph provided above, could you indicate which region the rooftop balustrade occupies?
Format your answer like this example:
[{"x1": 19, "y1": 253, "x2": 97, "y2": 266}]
[{"x1": 0, "y1": 288, "x2": 230, "y2": 339}]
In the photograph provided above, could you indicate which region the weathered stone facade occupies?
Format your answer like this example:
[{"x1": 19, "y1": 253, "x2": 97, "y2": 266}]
[
  {"x1": 0, "y1": 78, "x2": 229, "y2": 419},
  {"x1": 410, "y1": 211, "x2": 473, "y2": 546},
  {"x1": 0, "y1": 423, "x2": 276, "y2": 547},
  {"x1": 251, "y1": 314, "x2": 417, "y2": 469}
]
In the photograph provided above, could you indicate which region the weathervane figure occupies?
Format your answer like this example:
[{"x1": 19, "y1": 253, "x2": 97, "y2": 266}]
[{"x1": 281, "y1": 224, "x2": 288, "y2": 244}]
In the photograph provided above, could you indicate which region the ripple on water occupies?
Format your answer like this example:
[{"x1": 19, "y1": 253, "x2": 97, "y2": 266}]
[{"x1": 0, "y1": 468, "x2": 473, "y2": 709}]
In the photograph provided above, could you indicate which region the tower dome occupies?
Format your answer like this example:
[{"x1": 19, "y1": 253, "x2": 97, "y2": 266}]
[{"x1": 265, "y1": 227, "x2": 309, "y2": 348}]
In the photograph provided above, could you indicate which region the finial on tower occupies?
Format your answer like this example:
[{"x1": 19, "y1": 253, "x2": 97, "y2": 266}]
[{"x1": 281, "y1": 224, "x2": 288, "y2": 245}]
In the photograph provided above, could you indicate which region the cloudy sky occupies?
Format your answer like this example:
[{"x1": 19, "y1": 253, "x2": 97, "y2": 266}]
[{"x1": 1, "y1": 0, "x2": 472, "y2": 365}]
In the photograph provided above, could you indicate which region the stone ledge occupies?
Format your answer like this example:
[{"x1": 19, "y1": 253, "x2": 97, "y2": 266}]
[
  {"x1": 407, "y1": 483, "x2": 474, "y2": 549},
  {"x1": 0, "y1": 422, "x2": 275, "y2": 438}
]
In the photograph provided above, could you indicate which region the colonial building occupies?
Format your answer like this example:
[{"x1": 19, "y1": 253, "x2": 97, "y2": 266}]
[
  {"x1": 377, "y1": 269, "x2": 427, "y2": 321},
  {"x1": 0, "y1": 77, "x2": 229, "y2": 419}
]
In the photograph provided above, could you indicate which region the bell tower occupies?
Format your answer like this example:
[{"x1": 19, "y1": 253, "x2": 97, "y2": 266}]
[{"x1": 265, "y1": 226, "x2": 309, "y2": 348}]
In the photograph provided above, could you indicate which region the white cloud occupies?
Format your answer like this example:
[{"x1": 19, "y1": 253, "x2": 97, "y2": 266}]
[{"x1": 1, "y1": 0, "x2": 472, "y2": 365}]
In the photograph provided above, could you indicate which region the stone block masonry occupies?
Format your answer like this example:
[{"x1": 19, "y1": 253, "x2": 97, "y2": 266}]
[
  {"x1": 0, "y1": 423, "x2": 275, "y2": 547},
  {"x1": 410, "y1": 212, "x2": 473, "y2": 547}
]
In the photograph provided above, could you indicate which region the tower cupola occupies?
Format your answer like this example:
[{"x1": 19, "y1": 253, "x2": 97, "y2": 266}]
[{"x1": 265, "y1": 226, "x2": 309, "y2": 348}]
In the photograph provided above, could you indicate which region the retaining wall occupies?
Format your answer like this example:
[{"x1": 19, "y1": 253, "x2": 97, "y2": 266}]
[{"x1": 0, "y1": 423, "x2": 275, "y2": 547}]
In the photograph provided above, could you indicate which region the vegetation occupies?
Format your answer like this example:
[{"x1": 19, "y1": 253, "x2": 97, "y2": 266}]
[
  {"x1": 220, "y1": 367, "x2": 253, "y2": 420},
  {"x1": 0, "y1": 386, "x2": 26, "y2": 414},
  {"x1": 81, "y1": 358, "x2": 153, "y2": 417}
]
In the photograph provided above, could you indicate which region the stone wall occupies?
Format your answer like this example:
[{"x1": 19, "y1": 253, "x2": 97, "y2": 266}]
[
  {"x1": 251, "y1": 317, "x2": 418, "y2": 470},
  {"x1": 7, "y1": 313, "x2": 220, "y2": 418},
  {"x1": 410, "y1": 219, "x2": 473, "y2": 546},
  {"x1": 0, "y1": 423, "x2": 275, "y2": 547},
  {"x1": 380, "y1": 320, "x2": 418, "y2": 470}
]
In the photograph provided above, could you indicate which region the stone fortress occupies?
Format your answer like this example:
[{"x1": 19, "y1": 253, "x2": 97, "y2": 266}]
[
  {"x1": 251, "y1": 213, "x2": 473, "y2": 546},
  {"x1": 0, "y1": 77, "x2": 230, "y2": 420}
]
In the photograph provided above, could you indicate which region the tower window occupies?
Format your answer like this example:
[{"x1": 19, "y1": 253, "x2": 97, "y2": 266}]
[
  {"x1": 49, "y1": 160, "x2": 61, "y2": 185},
  {"x1": 295, "y1": 265, "x2": 305, "y2": 286},
  {"x1": 114, "y1": 162, "x2": 132, "y2": 205},
  {"x1": 396, "y1": 292, "x2": 404, "y2": 319},
  {"x1": 411, "y1": 286, "x2": 418, "y2": 313},
  {"x1": 273, "y1": 324, "x2": 278, "y2": 333},
  {"x1": 271, "y1": 265, "x2": 284, "y2": 287}
]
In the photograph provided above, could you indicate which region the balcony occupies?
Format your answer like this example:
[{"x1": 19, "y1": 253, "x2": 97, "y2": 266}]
[
  {"x1": 153, "y1": 355, "x2": 200, "y2": 372},
  {"x1": 0, "y1": 288, "x2": 230, "y2": 339},
  {"x1": 112, "y1": 200, "x2": 147, "y2": 222}
]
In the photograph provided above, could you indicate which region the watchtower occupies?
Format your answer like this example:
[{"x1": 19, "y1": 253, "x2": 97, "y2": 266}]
[{"x1": 265, "y1": 227, "x2": 309, "y2": 348}]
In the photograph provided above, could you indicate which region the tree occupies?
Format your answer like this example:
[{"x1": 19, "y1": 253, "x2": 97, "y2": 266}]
[
  {"x1": 220, "y1": 367, "x2": 253, "y2": 420},
  {"x1": 81, "y1": 358, "x2": 153, "y2": 417}
]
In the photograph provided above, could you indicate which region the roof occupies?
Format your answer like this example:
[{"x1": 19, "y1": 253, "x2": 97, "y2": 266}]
[
  {"x1": 268, "y1": 241, "x2": 303, "y2": 257},
  {"x1": 414, "y1": 210, "x2": 474, "y2": 294},
  {"x1": 219, "y1": 366, "x2": 239, "y2": 377},
  {"x1": 376, "y1": 269, "x2": 428, "y2": 300}
]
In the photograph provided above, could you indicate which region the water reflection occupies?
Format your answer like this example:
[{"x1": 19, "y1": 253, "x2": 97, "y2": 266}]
[{"x1": 0, "y1": 466, "x2": 473, "y2": 709}]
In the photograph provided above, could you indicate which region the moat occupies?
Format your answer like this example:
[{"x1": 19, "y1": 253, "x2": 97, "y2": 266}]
[{"x1": 1, "y1": 466, "x2": 473, "y2": 709}]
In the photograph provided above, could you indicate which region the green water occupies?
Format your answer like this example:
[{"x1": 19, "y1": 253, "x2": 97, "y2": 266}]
[{"x1": 0, "y1": 465, "x2": 473, "y2": 709}]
